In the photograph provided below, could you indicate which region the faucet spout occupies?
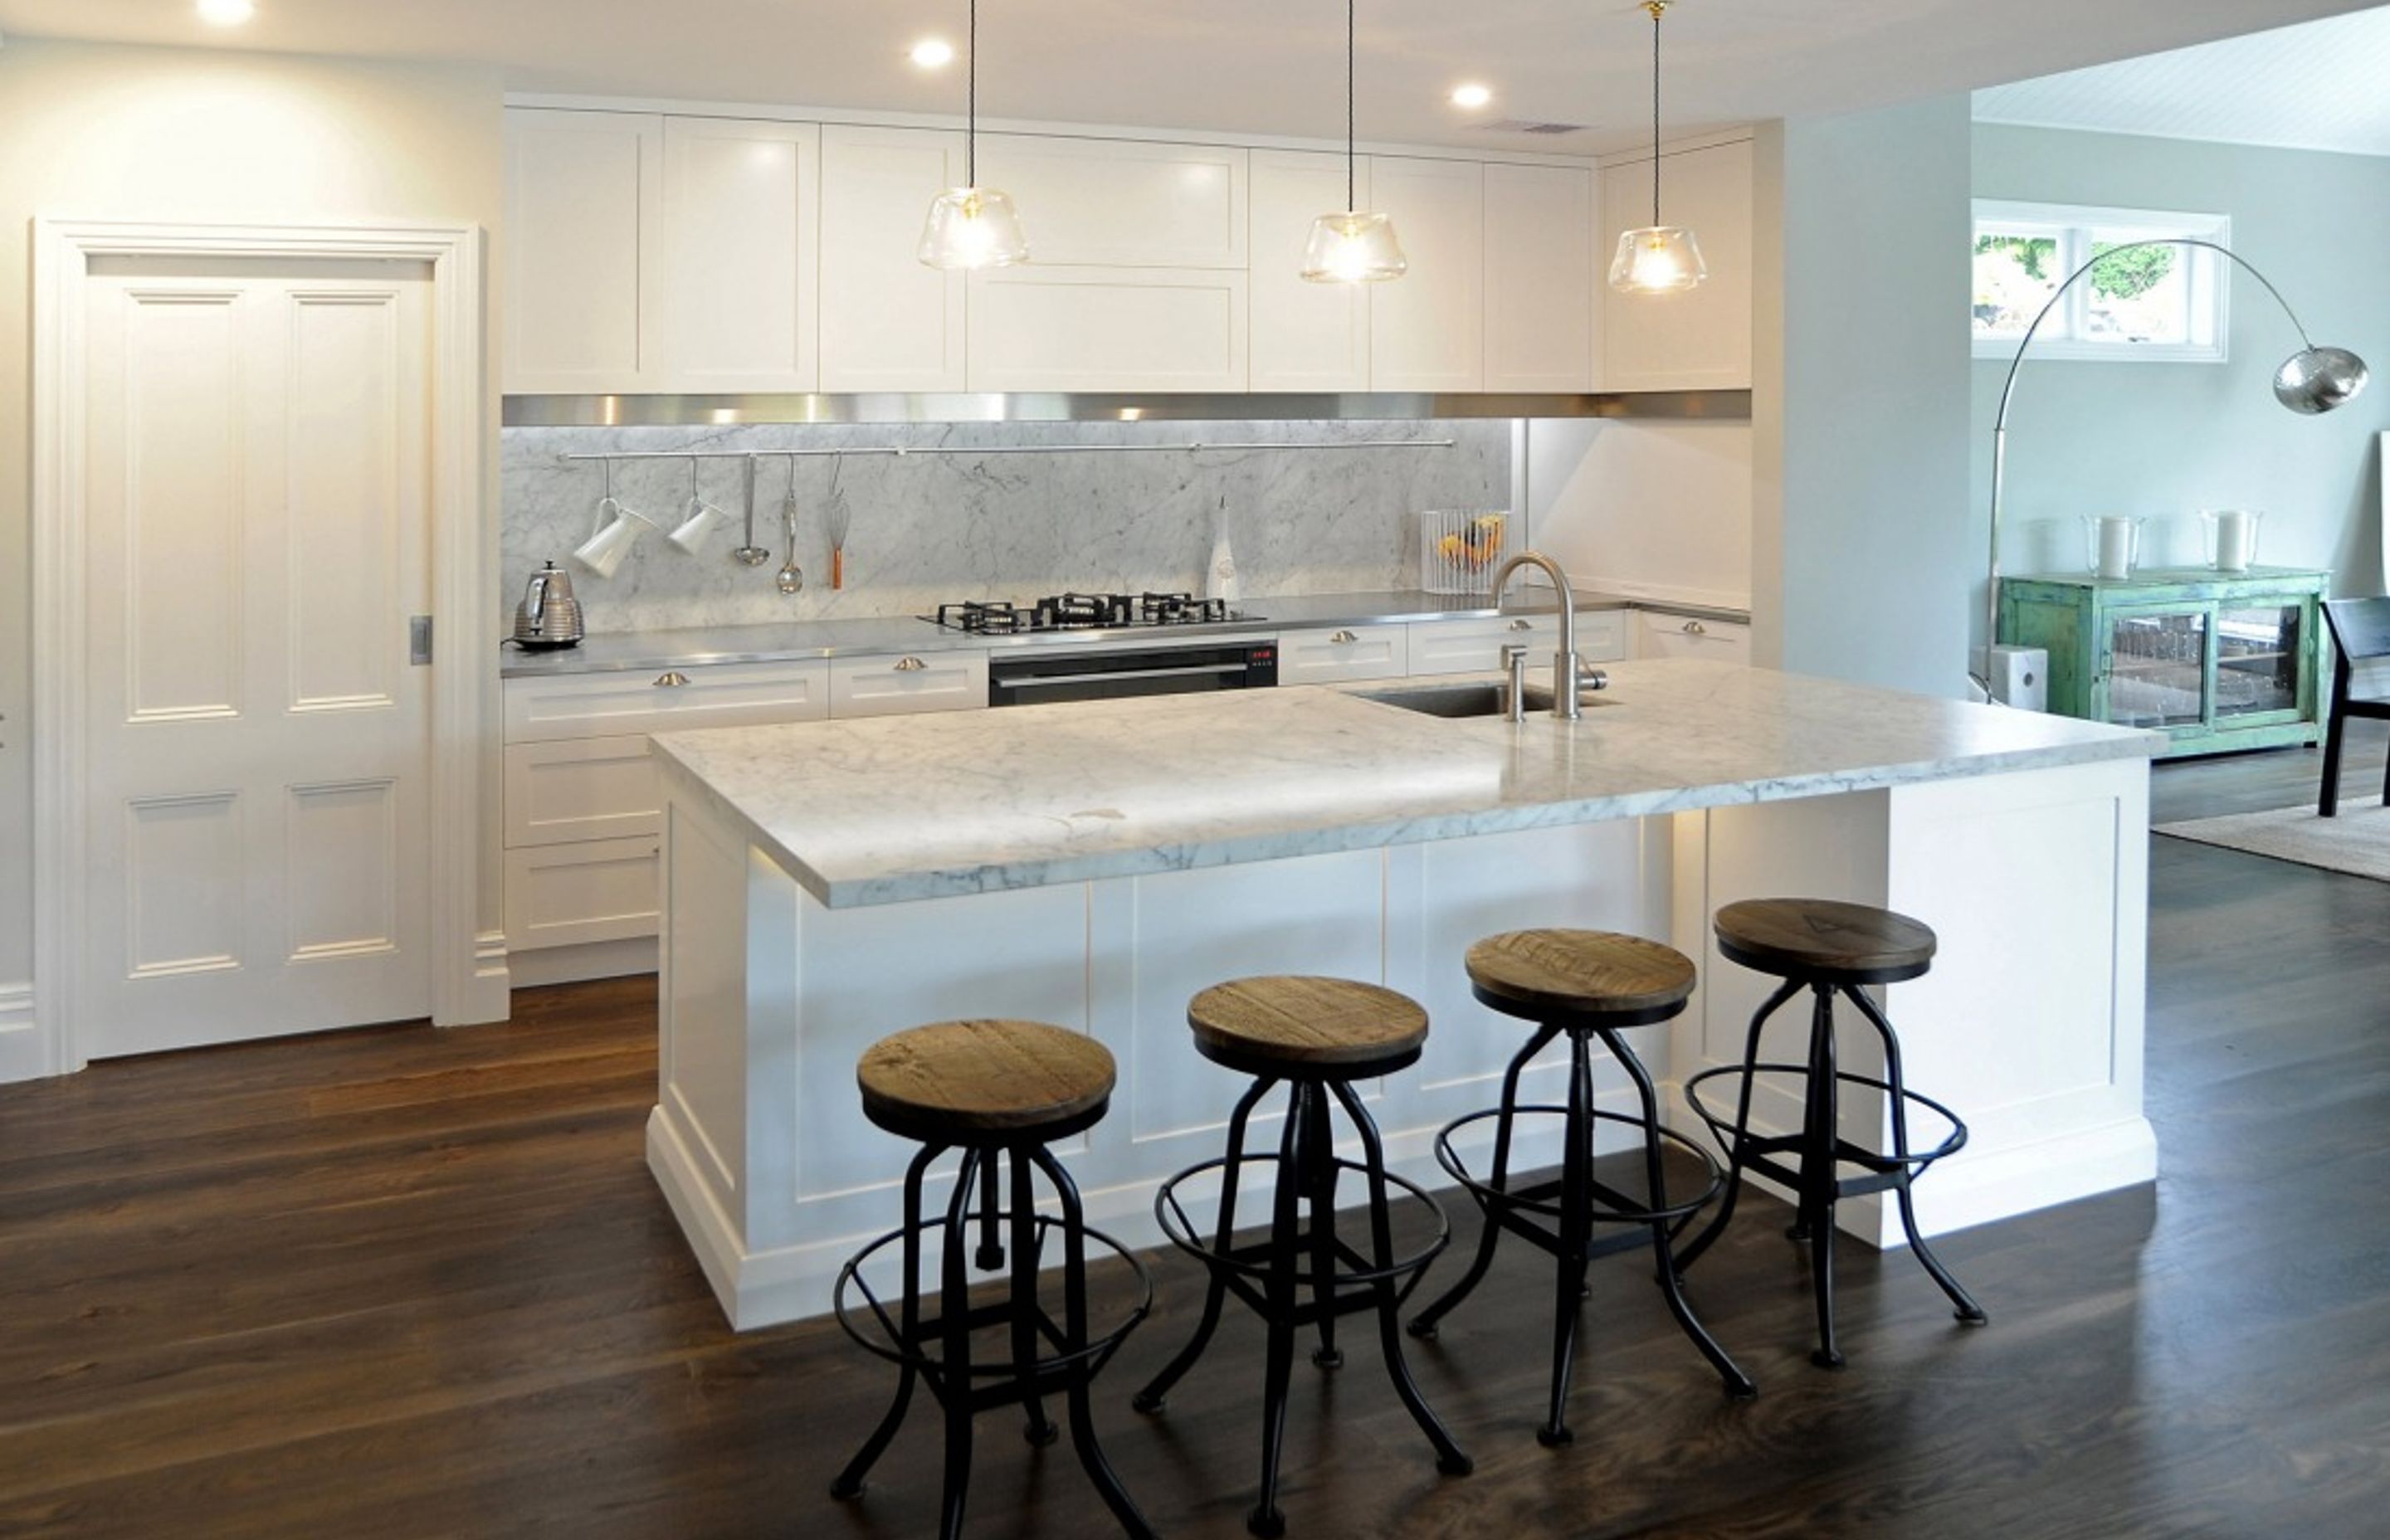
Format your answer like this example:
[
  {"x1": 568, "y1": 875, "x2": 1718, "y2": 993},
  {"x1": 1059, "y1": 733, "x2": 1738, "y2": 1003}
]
[{"x1": 1489, "y1": 550, "x2": 1583, "y2": 720}]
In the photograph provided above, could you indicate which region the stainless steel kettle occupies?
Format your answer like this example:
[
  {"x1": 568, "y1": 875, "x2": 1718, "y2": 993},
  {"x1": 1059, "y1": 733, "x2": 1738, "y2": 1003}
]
[{"x1": 512, "y1": 561, "x2": 585, "y2": 649}]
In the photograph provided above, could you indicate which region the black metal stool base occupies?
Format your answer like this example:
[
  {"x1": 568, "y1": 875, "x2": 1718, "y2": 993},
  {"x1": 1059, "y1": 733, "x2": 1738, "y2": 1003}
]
[
  {"x1": 1407, "y1": 1019, "x2": 1754, "y2": 1444},
  {"x1": 1137, "y1": 1074, "x2": 1472, "y2": 1537},
  {"x1": 831, "y1": 1140, "x2": 1156, "y2": 1540},
  {"x1": 1674, "y1": 977, "x2": 1988, "y2": 1371}
]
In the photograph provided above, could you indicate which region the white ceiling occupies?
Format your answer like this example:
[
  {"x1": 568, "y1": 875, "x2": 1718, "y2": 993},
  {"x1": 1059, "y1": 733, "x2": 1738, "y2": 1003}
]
[
  {"x1": 0, "y1": 0, "x2": 2377, "y2": 156},
  {"x1": 1974, "y1": 5, "x2": 2390, "y2": 157}
]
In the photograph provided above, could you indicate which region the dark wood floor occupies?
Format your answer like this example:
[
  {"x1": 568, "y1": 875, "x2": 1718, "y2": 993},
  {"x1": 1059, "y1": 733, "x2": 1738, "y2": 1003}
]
[{"x1": 4, "y1": 731, "x2": 2388, "y2": 1538}]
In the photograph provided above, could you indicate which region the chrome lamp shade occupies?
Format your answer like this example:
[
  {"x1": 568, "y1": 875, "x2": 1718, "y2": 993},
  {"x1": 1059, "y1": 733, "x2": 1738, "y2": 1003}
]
[
  {"x1": 2274, "y1": 345, "x2": 2370, "y2": 415},
  {"x1": 1301, "y1": 211, "x2": 1407, "y2": 284}
]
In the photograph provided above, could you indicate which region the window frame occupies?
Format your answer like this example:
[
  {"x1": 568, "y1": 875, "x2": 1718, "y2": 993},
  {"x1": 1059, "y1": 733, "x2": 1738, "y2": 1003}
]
[{"x1": 1972, "y1": 199, "x2": 2232, "y2": 364}]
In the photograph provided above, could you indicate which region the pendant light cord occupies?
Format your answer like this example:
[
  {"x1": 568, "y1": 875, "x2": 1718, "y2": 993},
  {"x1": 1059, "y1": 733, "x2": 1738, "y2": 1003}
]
[
  {"x1": 967, "y1": 0, "x2": 978, "y2": 188},
  {"x1": 1346, "y1": 0, "x2": 1357, "y2": 210},
  {"x1": 1649, "y1": 0, "x2": 1663, "y2": 227}
]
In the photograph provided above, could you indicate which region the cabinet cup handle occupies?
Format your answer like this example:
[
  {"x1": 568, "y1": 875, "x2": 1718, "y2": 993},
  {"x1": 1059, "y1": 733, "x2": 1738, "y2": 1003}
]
[
  {"x1": 1507, "y1": 618, "x2": 1534, "y2": 631},
  {"x1": 894, "y1": 656, "x2": 928, "y2": 671},
  {"x1": 1682, "y1": 621, "x2": 1706, "y2": 636},
  {"x1": 654, "y1": 670, "x2": 690, "y2": 687},
  {"x1": 1330, "y1": 630, "x2": 1358, "y2": 644}
]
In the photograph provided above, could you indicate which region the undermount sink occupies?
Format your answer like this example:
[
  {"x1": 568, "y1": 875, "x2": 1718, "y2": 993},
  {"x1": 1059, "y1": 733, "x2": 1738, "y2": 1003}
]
[{"x1": 1357, "y1": 682, "x2": 1614, "y2": 719}]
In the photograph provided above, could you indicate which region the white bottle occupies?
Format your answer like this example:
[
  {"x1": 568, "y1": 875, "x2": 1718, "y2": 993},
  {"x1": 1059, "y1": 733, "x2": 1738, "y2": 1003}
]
[{"x1": 1206, "y1": 513, "x2": 1240, "y2": 604}]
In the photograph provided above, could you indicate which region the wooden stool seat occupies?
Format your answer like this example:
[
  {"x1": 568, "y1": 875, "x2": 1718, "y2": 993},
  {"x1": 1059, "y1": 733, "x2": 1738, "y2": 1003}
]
[
  {"x1": 857, "y1": 1020, "x2": 1115, "y2": 1144},
  {"x1": 1187, "y1": 976, "x2": 1429, "y2": 1079},
  {"x1": 1713, "y1": 899, "x2": 1936, "y2": 986},
  {"x1": 1465, "y1": 929, "x2": 1696, "y2": 1026}
]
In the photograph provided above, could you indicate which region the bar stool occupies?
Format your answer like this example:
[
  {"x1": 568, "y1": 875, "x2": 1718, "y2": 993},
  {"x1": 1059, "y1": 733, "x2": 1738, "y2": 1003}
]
[
  {"x1": 830, "y1": 1019, "x2": 1154, "y2": 1540},
  {"x1": 1133, "y1": 976, "x2": 1471, "y2": 1538},
  {"x1": 1675, "y1": 899, "x2": 1988, "y2": 1370},
  {"x1": 1407, "y1": 930, "x2": 1753, "y2": 1447}
]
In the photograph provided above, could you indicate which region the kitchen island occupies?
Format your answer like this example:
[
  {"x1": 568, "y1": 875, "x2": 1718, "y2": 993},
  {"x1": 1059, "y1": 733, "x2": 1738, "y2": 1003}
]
[{"x1": 646, "y1": 660, "x2": 2158, "y2": 1329}]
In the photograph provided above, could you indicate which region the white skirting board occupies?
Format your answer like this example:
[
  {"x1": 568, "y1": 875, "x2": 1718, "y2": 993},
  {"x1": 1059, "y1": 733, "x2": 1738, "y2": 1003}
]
[
  {"x1": 649, "y1": 753, "x2": 2155, "y2": 1332},
  {"x1": 0, "y1": 983, "x2": 41, "y2": 1084},
  {"x1": 510, "y1": 936, "x2": 658, "y2": 989}
]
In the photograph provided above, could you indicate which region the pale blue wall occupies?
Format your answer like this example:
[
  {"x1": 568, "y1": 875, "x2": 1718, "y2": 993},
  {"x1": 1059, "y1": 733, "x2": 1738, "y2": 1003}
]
[
  {"x1": 1757, "y1": 96, "x2": 1976, "y2": 697},
  {"x1": 1972, "y1": 124, "x2": 2390, "y2": 627}
]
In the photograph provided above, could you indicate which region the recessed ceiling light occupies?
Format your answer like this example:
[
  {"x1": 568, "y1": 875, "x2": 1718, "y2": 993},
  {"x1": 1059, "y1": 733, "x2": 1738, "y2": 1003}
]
[
  {"x1": 196, "y1": 0, "x2": 256, "y2": 23},
  {"x1": 1450, "y1": 83, "x2": 1494, "y2": 110},
  {"x1": 910, "y1": 38, "x2": 956, "y2": 69}
]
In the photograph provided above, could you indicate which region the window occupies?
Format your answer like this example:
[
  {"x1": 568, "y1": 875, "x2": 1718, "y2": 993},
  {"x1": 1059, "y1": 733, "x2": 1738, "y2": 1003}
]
[{"x1": 1972, "y1": 200, "x2": 2231, "y2": 363}]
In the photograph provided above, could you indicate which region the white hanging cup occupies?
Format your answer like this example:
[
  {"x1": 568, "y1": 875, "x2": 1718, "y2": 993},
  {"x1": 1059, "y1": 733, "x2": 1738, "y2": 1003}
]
[
  {"x1": 573, "y1": 496, "x2": 658, "y2": 579},
  {"x1": 668, "y1": 495, "x2": 728, "y2": 553}
]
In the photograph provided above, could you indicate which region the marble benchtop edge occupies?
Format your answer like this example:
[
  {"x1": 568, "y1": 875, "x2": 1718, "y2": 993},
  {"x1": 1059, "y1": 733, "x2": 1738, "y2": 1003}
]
[
  {"x1": 500, "y1": 589, "x2": 1753, "y2": 678},
  {"x1": 647, "y1": 665, "x2": 2158, "y2": 911}
]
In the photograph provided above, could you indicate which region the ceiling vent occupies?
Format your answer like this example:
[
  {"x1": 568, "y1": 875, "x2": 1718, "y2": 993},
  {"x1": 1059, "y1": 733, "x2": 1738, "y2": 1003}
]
[{"x1": 1478, "y1": 119, "x2": 1592, "y2": 136}]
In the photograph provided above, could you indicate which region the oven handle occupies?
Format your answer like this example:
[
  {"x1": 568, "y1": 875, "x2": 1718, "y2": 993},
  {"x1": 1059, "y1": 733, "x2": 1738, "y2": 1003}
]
[{"x1": 997, "y1": 660, "x2": 1252, "y2": 690}]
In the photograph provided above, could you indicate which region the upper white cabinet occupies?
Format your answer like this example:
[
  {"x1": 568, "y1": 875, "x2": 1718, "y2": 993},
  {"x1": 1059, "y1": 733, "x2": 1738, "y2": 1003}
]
[
  {"x1": 976, "y1": 135, "x2": 1248, "y2": 268},
  {"x1": 968, "y1": 266, "x2": 1248, "y2": 392},
  {"x1": 1485, "y1": 163, "x2": 1594, "y2": 392},
  {"x1": 658, "y1": 117, "x2": 819, "y2": 392},
  {"x1": 505, "y1": 109, "x2": 662, "y2": 393},
  {"x1": 1368, "y1": 157, "x2": 1484, "y2": 392},
  {"x1": 819, "y1": 124, "x2": 968, "y2": 392},
  {"x1": 1247, "y1": 150, "x2": 1369, "y2": 392},
  {"x1": 1600, "y1": 138, "x2": 1753, "y2": 392}
]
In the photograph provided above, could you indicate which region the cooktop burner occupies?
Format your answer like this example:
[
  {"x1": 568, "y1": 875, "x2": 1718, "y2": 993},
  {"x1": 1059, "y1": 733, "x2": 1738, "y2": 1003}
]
[{"x1": 925, "y1": 592, "x2": 1256, "y2": 635}]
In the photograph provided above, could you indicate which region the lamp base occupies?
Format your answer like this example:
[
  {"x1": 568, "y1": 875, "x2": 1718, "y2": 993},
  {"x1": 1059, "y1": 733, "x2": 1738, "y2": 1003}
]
[{"x1": 1973, "y1": 645, "x2": 2048, "y2": 712}]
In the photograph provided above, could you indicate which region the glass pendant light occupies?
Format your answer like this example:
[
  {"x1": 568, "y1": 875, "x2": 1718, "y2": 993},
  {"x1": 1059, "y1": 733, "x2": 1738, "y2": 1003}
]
[
  {"x1": 919, "y1": 0, "x2": 1028, "y2": 270},
  {"x1": 1609, "y1": 0, "x2": 1705, "y2": 295},
  {"x1": 1301, "y1": 0, "x2": 1406, "y2": 283}
]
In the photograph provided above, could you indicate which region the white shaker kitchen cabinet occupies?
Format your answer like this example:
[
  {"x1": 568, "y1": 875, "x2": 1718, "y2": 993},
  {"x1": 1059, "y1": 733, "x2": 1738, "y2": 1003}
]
[
  {"x1": 505, "y1": 108, "x2": 664, "y2": 393},
  {"x1": 1278, "y1": 625, "x2": 1409, "y2": 685},
  {"x1": 975, "y1": 134, "x2": 1247, "y2": 268},
  {"x1": 967, "y1": 266, "x2": 1249, "y2": 392},
  {"x1": 1247, "y1": 149, "x2": 1370, "y2": 391},
  {"x1": 1368, "y1": 157, "x2": 1485, "y2": 392},
  {"x1": 657, "y1": 117, "x2": 820, "y2": 392},
  {"x1": 502, "y1": 660, "x2": 831, "y2": 743},
  {"x1": 1601, "y1": 137, "x2": 1753, "y2": 392},
  {"x1": 505, "y1": 837, "x2": 663, "y2": 953},
  {"x1": 829, "y1": 651, "x2": 990, "y2": 719},
  {"x1": 1407, "y1": 609, "x2": 1627, "y2": 676},
  {"x1": 1638, "y1": 612, "x2": 1752, "y2": 662},
  {"x1": 819, "y1": 124, "x2": 968, "y2": 392},
  {"x1": 1484, "y1": 163, "x2": 1595, "y2": 392},
  {"x1": 504, "y1": 736, "x2": 662, "y2": 850}
]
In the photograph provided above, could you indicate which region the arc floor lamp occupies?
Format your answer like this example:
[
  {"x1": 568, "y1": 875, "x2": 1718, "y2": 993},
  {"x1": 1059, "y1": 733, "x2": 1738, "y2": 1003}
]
[{"x1": 1974, "y1": 237, "x2": 2369, "y2": 699}]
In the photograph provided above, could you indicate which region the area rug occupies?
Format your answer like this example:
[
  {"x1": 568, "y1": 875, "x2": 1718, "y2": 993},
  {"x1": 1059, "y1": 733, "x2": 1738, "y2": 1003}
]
[{"x1": 2154, "y1": 797, "x2": 2390, "y2": 882}]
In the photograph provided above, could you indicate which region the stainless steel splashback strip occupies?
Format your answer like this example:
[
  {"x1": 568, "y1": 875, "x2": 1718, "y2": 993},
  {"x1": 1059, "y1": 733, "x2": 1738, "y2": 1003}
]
[
  {"x1": 504, "y1": 390, "x2": 1753, "y2": 428},
  {"x1": 554, "y1": 439, "x2": 1454, "y2": 465}
]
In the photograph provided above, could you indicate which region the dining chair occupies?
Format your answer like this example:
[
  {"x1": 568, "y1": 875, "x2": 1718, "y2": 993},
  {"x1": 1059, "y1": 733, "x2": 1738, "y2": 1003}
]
[{"x1": 2319, "y1": 596, "x2": 2390, "y2": 816}]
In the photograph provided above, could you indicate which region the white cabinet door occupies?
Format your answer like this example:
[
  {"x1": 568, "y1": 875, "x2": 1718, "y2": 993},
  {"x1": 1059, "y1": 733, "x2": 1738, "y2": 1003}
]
[
  {"x1": 820, "y1": 124, "x2": 968, "y2": 392},
  {"x1": 1602, "y1": 138, "x2": 1753, "y2": 392},
  {"x1": 1368, "y1": 157, "x2": 1484, "y2": 392},
  {"x1": 505, "y1": 109, "x2": 662, "y2": 392},
  {"x1": 1485, "y1": 163, "x2": 1594, "y2": 392},
  {"x1": 1638, "y1": 612, "x2": 1751, "y2": 662},
  {"x1": 1279, "y1": 625, "x2": 1409, "y2": 684},
  {"x1": 658, "y1": 116, "x2": 819, "y2": 392},
  {"x1": 503, "y1": 736, "x2": 661, "y2": 849},
  {"x1": 978, "y1": 135, "x2": 1247, "y2": 268},
  {"x1": 829, "y1": 651, "x2": 989, "y2": 718},
  {"x1": 502, "y1": 660, "x2": 832, "y2": 743},
  {"x1": 1248, "y1": 149, "x2": 1369, "y2": 391},
  {"x1": 505, "y1": 837, "x2": 661, "y2": 951},
  {"x1": 967, "y1": 266, "x2": 1248, "y2": 392}
]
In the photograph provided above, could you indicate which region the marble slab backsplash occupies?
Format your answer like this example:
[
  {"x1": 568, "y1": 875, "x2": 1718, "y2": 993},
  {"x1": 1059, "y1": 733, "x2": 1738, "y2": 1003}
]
[{"x1": 500, "y1": 420, "x2": 1510, "y2": 631}]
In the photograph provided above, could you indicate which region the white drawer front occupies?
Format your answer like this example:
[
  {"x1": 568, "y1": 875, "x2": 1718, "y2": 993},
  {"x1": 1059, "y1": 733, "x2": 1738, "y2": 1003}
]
[
  {"x1": 1639, "y1": 613, "x2": 1752, "y2": 663},
  {"x1": 830, "y1": 651, "x2": 989, "y2": 719},
  {"x1": 505, "y1": 736, "x2": 661, "y2": 849},
  {"x1": 1278, "y1": 625, "x2": 1409, "y2": 685},
  {"x1": 1408, "y1": 615, "x2": 1554, "y2": 676},
  {"x1": 505, "y1": 836, "x2": 661, "y2": 950},
  {"x1": 503, "y1": 660, "x2": 830, "y2": 743}
]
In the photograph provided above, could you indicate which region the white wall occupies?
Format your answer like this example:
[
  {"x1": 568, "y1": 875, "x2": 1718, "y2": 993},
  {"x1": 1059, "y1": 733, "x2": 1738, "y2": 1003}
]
[
  {"x1": 1753, "y1": 96, "x2": 1976, "y2": 697},
  {"x1": 1530, "y1": 419, "x2": 1753, "y2": 611},
  {"x1": 0, "y1": 40, "x2": 506, "y2": 1053}
]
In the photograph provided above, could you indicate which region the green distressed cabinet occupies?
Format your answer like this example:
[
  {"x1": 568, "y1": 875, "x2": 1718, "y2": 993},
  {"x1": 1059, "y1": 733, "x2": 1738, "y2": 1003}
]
[{"x1": 1998, "y1": 567, "x2": 2329, "y2": 758}]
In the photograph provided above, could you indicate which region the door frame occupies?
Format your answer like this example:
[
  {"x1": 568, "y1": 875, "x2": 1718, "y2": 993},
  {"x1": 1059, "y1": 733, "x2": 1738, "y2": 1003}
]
[{"x1": 29, "y1": 217, "x2": 500, "y2": 1076}]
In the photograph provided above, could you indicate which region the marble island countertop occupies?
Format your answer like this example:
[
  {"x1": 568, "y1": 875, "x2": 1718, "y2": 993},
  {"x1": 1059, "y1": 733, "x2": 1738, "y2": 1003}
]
[
  {"x1": 498, "y1": 588, "x2": 1751, "y2": 678},
  {"x1": 649, "y1": 659, "x2": 2158, "y2": 909}
]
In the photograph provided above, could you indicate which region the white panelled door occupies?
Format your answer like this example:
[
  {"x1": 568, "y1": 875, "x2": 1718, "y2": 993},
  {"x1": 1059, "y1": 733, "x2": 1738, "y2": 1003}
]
[{"x1": 81, "y1": 256, "x2": 436, "y2": 1057}]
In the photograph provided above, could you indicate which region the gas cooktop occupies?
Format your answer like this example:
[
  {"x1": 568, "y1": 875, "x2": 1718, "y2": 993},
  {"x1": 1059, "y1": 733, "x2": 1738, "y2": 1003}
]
[{"x1": 924, "y1": 592, "x2": 1260, "y2": 636}]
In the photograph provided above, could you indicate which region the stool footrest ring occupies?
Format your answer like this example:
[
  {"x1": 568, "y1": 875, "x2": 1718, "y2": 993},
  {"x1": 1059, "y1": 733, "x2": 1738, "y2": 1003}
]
[
  {"x1": 1432, "y1": 1105, "x2": 1724, "y2": 1229},
  {"x1": 1154, "y1": 1153, "x2": 1450, "y2": 1297},
  {"x1": 1683, "y1": 1062, "x2": 1969, "y2": 1172}
]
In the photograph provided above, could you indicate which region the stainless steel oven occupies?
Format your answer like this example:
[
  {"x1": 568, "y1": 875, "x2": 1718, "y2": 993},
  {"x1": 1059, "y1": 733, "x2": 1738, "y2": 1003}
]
[{"x1": 987, "y1": 640, "x2": 1279, "y2": 706}]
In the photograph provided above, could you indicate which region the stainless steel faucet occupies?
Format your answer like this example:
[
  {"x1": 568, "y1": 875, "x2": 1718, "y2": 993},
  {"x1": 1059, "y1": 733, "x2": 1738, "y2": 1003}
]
[{"x1": 1490, "y1": 550, "x2": 1593, "y2": 721}]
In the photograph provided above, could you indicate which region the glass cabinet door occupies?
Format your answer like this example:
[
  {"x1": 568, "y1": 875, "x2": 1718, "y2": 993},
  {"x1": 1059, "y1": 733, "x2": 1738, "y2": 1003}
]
[
  {"x1": 2103, "y1": 607, "x2": 2209, "y2": 729},
  {"x1": 2213, "y1": 603, "x2": 2305, "y2": 721}
]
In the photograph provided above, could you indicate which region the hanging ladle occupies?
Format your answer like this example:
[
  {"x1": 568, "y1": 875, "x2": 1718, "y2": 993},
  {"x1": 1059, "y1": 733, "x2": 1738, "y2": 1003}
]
[{"x1": 731, "y1": 453, "x2": 772, "y2": 567}]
